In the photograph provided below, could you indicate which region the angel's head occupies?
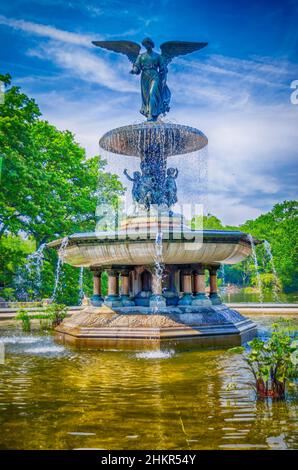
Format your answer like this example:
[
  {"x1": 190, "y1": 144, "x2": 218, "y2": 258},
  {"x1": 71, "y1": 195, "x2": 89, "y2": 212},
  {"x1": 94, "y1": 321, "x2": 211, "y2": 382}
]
[{"x1": 142, "y1": 37, "x2": 154, "y2": 50}]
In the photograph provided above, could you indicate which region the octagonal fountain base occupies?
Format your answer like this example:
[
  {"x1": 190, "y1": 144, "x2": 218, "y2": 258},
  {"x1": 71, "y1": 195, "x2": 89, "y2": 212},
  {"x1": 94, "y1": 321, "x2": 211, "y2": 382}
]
[{"x1": 55, "y1": 304, "x2": 257, "y2": 350}]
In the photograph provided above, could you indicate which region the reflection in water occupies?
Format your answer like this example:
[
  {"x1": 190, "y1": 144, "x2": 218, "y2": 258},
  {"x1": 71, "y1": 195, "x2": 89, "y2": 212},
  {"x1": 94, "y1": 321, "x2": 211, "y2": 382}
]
[{"x1": 0, "y1": 317, "x2": 297, "y2": 450}]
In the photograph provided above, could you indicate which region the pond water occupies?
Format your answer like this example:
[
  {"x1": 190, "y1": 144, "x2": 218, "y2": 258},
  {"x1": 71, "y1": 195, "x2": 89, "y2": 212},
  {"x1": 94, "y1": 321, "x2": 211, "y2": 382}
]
[
  {"x1": 222, "y1": 291, "x2": 298, "y2": 304},
  {"x1": 0, "y1": 315, "x2": 297, "y2": 450}
]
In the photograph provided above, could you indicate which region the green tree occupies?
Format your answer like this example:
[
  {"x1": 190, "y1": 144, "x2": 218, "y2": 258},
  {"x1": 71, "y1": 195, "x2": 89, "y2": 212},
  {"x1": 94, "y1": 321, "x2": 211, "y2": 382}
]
[
  {"x1": 0, "y1": 234, "x2": 34, "y2": 299},
  {"x1": 191, "y1": 202, "x2": 298, "y2": 293},
  {"x1": 191, "y1": 213, "x2": 224, "y2": 230},
  {"x1": 0, "y1": 74, "x2": 123, "y2": 304},
  {"x1": 0, "y1": 74, "x2": 123, "y2": 244},
  {"x1": 241, "y1": 201, "x2": 298, "y2": 292}
]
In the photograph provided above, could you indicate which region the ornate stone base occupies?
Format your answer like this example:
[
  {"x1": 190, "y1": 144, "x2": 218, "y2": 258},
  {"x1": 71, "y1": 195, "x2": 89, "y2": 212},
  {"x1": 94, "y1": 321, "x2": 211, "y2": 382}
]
[{"x1": 55, "y1": 304, "x2": 257, "y2": 350}]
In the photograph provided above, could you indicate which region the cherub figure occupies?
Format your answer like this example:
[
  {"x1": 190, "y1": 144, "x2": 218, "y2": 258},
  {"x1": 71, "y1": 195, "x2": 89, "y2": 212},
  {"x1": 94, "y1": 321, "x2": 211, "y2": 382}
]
[
  {"x1": 139, "y1": 162, "x2": 155, "y2": 210},
  {"x1": 123, "y1": 169, "x2": 142, "y2": 202},
  {"x1": 164, "y1": 167, "x2": 178, "y2": 207}
]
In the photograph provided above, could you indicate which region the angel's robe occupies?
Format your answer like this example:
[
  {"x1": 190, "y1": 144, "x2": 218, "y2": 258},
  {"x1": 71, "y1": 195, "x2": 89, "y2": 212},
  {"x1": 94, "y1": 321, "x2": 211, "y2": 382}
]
[{"x1": 133, "y1": 51, "x2": 171, "y2": 120}]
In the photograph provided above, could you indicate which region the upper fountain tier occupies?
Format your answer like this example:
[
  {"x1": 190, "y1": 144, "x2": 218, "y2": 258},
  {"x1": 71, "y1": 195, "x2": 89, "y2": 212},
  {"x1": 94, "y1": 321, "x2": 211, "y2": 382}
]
[{"x1": 99, "y1": 122, "x2": 208, "y2": 158}]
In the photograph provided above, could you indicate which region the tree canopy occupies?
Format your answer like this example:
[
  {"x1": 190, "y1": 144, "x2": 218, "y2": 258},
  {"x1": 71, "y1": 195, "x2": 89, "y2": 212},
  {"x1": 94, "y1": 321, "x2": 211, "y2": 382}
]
[
  {"x1": 0, "y1": 74, "x2": 123, "y2": 303},
  {"x1": 0, "y1": 73, "x2": 122, "y2": 244}
]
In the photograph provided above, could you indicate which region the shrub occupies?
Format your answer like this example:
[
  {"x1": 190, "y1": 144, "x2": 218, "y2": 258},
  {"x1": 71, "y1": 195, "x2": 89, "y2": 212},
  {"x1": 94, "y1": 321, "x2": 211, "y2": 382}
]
[
  {"x1": 44, "y1": 303, "x2": 68, "y2": 327},
  {"x1": 15, "y1": 309, "x2": 31, "y2": 332}
]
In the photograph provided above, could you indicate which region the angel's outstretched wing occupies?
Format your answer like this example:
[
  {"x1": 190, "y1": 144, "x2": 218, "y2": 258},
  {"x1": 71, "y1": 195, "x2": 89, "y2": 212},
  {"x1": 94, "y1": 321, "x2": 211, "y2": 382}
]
[
  {"x1": 160, "y1": 41, "x2": 207, "y2": 65},
  {"x1": 92, "y1": 40, "x2": 141, "y2": 64}
]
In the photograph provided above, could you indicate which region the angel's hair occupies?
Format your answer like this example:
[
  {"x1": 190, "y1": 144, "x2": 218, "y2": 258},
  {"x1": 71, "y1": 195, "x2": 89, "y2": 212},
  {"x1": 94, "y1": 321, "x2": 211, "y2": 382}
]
[{"x1": 142, "y1": 37, "x2": 155, "y2": 48}]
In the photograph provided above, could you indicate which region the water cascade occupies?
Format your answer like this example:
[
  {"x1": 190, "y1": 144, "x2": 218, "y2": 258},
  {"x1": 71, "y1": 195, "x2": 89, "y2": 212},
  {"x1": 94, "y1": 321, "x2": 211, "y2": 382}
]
[
  {"x1": 51, "y1": 237, "x2": 69, "y2": 301},
  {"x1": 264, "y1": 240, "x2": 281, "y2": 302},
  {"x1": 78, "y1": 267, "x2": 84, "y2": 305},
  {"x1": 152, "y1": 229, "x2": 165, "y2": 310},
  {"x1": 219, "y1": 264, "x2": 226, "y2": 294},
  {"x1": 248, "y1": 234, "x2": 263, "y2": 303},
  {"x1": 24, "y1": 243, "x2": 46, "y2": 299}
]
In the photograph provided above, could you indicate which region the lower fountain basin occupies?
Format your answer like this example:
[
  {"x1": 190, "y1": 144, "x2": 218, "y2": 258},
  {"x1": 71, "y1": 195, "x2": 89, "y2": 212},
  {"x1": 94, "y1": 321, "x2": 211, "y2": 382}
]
[
  {"x1": 99, "y1": 121, "x2": 208, "y2": 157},
  {"x1": 55, "y1": 304, "x2": 257, "y2": 349},
  {"x1": 47, "y1": 229, "x2": 256, "y2": 268}
]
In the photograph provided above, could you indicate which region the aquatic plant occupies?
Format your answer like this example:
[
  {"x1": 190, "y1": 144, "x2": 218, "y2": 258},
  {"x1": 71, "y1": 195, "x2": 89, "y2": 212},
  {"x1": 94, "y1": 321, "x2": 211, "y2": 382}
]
[
  {"x1": 15, "y1": 304, "x2": 67, "y2": 331},
  {"x1": 230, "y1": 320, "x2": 298, "y2": 399},
  {"x1": 43, "y1": 303, "x2": 68, "y2": 327},
  {"x1": 15, "y1": 309, "x2": 31, "y2": 332}
]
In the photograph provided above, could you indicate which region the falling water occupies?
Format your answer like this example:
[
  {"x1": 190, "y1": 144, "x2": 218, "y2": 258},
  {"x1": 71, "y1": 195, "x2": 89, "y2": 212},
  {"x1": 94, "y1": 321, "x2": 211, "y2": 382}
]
[
  {"x1": 264, "y1": 240, "x2": 281, "y2": 302},
  {"x1": 25, "y1": 243, "x2": 46, "y2": 296},
  {"x1": 153, "y1": 229, "x2": 164, "y2": 311},
  {"x1": 219, "y1": 264, "x2": 226, "y2": 294},
  {"x1": 78, "y1": 267, "x2": 84, "y2": 305},
  {"x1": 14, "y1": 271, "x2": 28, "y2": 301},
  {"x1": 247, "y1": 234, "x2": 263, "y2": 303},
  {"x1": 51, "y1": 237, "x2": 69, "y2": 301}
]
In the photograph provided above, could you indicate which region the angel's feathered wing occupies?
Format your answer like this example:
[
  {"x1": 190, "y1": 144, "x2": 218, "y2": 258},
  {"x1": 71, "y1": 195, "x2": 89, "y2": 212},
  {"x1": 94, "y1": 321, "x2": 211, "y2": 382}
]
[
  {"x1": 92, "y1": 40, "x2": 141, "y2": 64},
  {"x1": 160, "y1": 41, "x2": 208, "y2": 65}
]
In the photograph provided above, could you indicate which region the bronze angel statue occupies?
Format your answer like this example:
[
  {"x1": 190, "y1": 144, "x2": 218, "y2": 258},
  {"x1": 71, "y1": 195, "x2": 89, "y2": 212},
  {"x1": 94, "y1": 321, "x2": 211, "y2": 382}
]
[{"x1": 92, "y1": 38, "x2": 207, "y2": 121}]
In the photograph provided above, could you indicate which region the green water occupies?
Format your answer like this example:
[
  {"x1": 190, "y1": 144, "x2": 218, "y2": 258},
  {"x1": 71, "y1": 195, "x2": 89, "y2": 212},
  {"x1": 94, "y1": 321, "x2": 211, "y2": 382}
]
[
  {"x1": 0, "y1": 316, "x2": 297, "y2": 450},
  {"x1": 222, "y1": 291, "x2": 298, "y2": 304}
]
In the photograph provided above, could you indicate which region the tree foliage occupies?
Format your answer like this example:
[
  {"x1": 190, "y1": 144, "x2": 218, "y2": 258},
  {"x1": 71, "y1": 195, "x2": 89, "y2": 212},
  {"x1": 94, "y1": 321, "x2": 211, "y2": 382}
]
[
  {"x1": 0, "y1": 74, "x2": 123, "y2": 303},
  {"x1": 0, "y1": 74, "x2": 122, "y2": 244},
  {"x1": 191, "y1": 201, "x2": 298, "y2": 293},
  {"x1": 241, "y1": 201, "x2": 298, "y2": 292}
]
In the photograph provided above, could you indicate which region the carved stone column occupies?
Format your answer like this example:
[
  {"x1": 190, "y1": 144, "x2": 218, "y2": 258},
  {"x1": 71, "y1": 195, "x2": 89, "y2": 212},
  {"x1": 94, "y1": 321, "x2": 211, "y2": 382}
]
[
  {"x1": 90, "y1": 269, "x2": 103, "y2": 306},
  {"x1": 192, "y1": 265, "x2": 211, "y2": 306},
  {"x1": 105, "y1": 269, "x2": 122, "y2": 307},
  {"x1": 208, "y1": 265, "x2": 222, "y2": 305},
  {"x1": 178, "y1": 268, "x2": 193, "y2": 305},
  {"x1": 163, "y1": 266, "x2": 179, "y2": 306},
  {"x1": 120, "y1": 269, "x2": 135, "y2": 306}
]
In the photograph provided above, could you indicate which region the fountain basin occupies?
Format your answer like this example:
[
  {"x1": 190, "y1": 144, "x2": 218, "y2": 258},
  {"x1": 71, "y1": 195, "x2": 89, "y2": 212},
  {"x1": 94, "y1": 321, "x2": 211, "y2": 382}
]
[
  {"x1": 99, "y1": 122, "x2": 208, "y2": 157},
  {"x1": 56, "y1": 305, "x2": 256, "y2": 349},
  {"x1": 47, "y1": 229, "x2": 256, "y2": 268}
]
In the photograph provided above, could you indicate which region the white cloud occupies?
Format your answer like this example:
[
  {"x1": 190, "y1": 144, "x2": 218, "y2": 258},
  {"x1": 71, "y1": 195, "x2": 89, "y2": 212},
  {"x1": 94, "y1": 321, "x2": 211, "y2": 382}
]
[
  {"x1": 0, "y1": 14, "x2": 94, "y2": 45},
  {"x1": 27, "y1": 42, "x2": 138, "y2": 93},
  {"x1": 0, "y1": 15, "x2": 139, "y2": 93}
]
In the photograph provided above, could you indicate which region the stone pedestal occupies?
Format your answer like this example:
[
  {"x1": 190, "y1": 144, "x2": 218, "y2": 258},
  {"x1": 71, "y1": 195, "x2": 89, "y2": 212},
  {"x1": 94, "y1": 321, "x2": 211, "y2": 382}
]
[
  {"x1": 178, "y1": 269, "x2": 193, "y2": 305},
  {"x1": 192, "y1": 266, "x2": 211, "y2": 306},
  {"x1": 91, "y1": 270, "x2": 103, "y2": 306},
  {"x1": 209, "y1": 265, "x2": 222, "y2": 305}
]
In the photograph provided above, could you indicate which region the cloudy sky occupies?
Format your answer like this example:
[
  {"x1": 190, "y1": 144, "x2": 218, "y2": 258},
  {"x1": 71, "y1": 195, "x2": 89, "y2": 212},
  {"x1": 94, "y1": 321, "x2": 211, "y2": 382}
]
[{"x1": 1, "y1": 0, "x2": 297, "y2": 224}]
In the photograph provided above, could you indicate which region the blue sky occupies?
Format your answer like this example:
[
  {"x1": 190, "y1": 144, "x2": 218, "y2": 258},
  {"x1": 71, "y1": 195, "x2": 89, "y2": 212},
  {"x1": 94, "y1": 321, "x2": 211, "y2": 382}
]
[{"x1": 0, "y1": 0, "x2": 297, "y2": 224}]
